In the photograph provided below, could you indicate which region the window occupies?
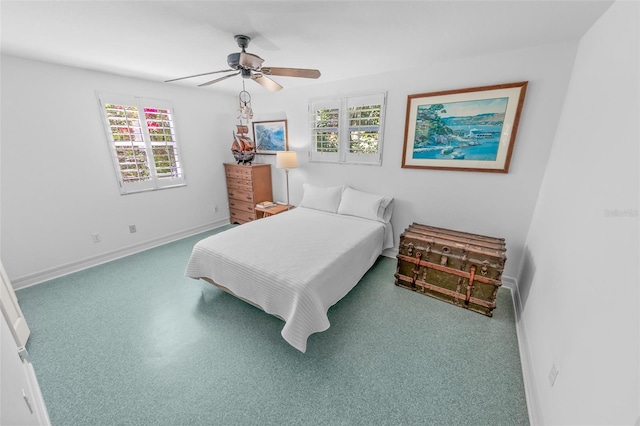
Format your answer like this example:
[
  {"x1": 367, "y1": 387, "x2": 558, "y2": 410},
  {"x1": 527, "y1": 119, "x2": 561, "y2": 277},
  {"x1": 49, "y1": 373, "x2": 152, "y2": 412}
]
[
  {"x1": 309, "y1": 93, "x2": 386, "y2": 165},
  {"x1": 98, "y1": 92, "x2": 186, "y2": 194}
]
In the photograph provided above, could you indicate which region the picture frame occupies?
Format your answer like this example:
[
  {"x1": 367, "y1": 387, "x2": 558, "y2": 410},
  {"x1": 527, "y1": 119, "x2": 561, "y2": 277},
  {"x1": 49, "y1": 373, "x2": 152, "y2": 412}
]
[
  {"x1": 401, "y1": 81, "x2": 528, "y2": 173},
  {"x1": 252, "y1": 120, "x2": 289, "y2": 155}
]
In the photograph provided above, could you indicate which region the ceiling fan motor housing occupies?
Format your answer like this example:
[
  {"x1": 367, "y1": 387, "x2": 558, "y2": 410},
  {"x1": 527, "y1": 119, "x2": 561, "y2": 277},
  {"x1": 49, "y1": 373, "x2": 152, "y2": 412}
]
[
  {"x1": 228, "y1": 51, "x2": 265, "y2": 73},
  {"x1": 227, "y1": 52, "x2": 241, "y2": 69},
  {"x1": 228, "y1": 35, "x2": 252, "y2": 69}
]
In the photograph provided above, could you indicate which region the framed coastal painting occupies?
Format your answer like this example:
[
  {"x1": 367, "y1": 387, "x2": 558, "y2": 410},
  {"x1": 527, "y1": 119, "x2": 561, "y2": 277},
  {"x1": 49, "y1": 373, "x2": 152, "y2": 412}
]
[
  {"x1": 253, "y1": 120, "x2": 288, "y2": 154},
  {"x1": 401, "y1": 81, "x2": 527, "y2": 173}
]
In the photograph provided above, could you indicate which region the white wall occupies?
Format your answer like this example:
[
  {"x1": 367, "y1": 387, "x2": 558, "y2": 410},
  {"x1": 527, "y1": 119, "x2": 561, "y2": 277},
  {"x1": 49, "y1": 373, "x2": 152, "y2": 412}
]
[
  {"x1": 2, "y1": 5, "x2": 635, "y2": 424},
  {"x1": 0, "y1": 35, "x2": 582, "y2": 286},
  {"x1": 516, "y1": 1, "x2": 639, "y2": 424},
  {"x1": 250, "y1": 41, "x2": 579, "y2": 279},
  {"x1": 1, "y1": 55, "x2": 237, "y2": 286}
]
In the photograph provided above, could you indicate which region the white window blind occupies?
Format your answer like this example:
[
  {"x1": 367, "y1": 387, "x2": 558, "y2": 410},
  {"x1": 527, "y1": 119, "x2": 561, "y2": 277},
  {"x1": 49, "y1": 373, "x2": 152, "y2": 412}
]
[
  {"x1": 98, "y1": 93, "x2": 186, "y2": 194},
  {"x1": 309, "y1": 93, "x2": 386, "y2": 165}
]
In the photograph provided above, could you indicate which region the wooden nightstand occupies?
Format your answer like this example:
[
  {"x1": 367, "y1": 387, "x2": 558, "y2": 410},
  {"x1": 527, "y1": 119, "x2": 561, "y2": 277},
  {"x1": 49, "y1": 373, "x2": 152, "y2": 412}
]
[{"x1": 255, "y1": 203, "x2": 293, "y2": 219}]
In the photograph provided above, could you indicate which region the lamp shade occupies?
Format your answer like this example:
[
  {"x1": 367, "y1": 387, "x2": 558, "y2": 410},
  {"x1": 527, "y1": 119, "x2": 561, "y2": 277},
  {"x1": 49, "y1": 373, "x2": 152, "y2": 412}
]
[{"x1": 276, "y1": 151, "x2": 298, "y2": 169}]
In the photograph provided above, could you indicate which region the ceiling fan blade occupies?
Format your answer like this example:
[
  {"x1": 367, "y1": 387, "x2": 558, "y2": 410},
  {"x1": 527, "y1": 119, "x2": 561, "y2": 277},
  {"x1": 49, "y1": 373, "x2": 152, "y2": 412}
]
[
  {"x1": 252, "y1": 74, "x2": 283, "y2": 92},
  {"x1": 261, "y1": 67, "x2": 321, "y2": 79},
  {"x1": 239, "y1": 52, "x2": 264, "y2": 69},
  {"x1": 165, "y1": 69, "x2": 235, "y2": 83},
  {"x1": 198, "y1": 72, "x2": 241, "y2": 87}
]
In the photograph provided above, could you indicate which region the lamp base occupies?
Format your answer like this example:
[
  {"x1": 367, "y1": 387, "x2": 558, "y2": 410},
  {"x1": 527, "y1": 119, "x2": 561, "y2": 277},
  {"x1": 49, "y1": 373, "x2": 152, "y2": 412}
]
[{"x1": 285, "y1": 169, "x2": 290, "y2": 206}]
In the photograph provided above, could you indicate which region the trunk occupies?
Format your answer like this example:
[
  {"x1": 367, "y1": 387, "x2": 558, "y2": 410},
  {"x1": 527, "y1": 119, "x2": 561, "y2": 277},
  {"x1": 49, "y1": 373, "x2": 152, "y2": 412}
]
[{"x1": 394, "y1": 223, "x2": 506, "y2": 317}]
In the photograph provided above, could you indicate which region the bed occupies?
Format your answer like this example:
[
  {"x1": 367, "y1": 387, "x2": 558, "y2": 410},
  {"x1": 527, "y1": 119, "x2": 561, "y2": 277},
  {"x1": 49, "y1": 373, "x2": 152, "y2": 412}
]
[{"x1": 185, "y1": 184, "x2": 394, "y2": 352}]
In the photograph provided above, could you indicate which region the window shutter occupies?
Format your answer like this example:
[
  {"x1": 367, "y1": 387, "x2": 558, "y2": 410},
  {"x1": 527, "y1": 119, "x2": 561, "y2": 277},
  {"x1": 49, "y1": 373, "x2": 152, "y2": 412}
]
[
  {"x1": 309, "y1": 99, "x2": 340, "y2": 163},
  {"x1": 98, "y1": 93, "x2": 185, "y2": 194},
  {"x1": 345, "y1": 93, "x2": 385, "y2": 165},
  {"x1": 309, "y1": 93, "x2": 386, "y2": 165}
]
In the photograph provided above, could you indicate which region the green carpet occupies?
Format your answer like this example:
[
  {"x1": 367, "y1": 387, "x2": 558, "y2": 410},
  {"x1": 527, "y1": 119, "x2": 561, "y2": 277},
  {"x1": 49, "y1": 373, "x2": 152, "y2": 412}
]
[{"x1": 16, "y1": 227, "x2": 529, "y2": 425}]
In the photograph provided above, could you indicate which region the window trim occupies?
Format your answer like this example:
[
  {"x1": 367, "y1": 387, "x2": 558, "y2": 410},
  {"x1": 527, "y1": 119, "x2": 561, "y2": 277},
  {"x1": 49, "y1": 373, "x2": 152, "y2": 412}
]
[
  {"x1": 309, "y1": 92, "x2": 386, "y2": 166},
  {"x1": 97, "y1": 92, "x2": 186, "y2": 195}
]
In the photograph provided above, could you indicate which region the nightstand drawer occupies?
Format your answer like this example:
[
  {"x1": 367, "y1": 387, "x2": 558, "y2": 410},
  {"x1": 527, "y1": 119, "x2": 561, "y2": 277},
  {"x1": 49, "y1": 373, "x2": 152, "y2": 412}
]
[
  {"x1": 230, "y1": 208, "x2": 256, "y2": 224},
  {"x1": 228, "y1": 199, "x2": 254, "y2": 213},
  {"x1": 227, "y1": 188, "x2": 254, "y2": 203}
]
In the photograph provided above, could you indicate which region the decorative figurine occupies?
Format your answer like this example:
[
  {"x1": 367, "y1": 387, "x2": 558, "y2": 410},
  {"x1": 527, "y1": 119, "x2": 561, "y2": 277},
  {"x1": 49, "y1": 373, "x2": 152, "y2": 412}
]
[{"x1": 231, "y1": 124, "x2": 255, "y2": 165}]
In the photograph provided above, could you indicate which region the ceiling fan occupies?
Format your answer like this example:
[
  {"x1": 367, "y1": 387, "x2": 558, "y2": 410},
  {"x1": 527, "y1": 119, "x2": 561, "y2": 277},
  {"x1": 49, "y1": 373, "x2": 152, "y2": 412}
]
[{"x1": 165, "y1": 34, "x2": 321, "y2": 91}]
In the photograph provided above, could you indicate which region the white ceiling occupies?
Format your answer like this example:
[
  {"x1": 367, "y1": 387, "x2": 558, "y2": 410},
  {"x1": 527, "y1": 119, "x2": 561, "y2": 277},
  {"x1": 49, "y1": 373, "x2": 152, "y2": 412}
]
[{"x1": 1, "y1": 1, "x2": 613, "y2": 94}]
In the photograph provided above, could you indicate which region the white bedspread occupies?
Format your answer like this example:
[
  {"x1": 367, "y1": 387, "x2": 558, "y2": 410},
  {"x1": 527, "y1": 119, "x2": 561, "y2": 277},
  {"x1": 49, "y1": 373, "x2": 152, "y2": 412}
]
[{"x1": 185, "y1": 207, "x2": 386, "y2": 352}]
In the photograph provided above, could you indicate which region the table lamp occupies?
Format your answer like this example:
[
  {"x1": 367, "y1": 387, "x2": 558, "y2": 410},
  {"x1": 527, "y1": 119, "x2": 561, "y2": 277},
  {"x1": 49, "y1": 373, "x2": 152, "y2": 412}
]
[{"x1": 276, "y1": 151, "x2": 298, "y2": 206}]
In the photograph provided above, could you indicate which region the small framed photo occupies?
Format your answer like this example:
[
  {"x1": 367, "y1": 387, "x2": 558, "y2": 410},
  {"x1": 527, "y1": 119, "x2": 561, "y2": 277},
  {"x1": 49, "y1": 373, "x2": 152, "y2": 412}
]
[
  {"x1": 252, "y1": 120, "x2": 288, "y2": 154},
  {"x1": 402, "y1": 82, "x2": 527, "y2": 173}
]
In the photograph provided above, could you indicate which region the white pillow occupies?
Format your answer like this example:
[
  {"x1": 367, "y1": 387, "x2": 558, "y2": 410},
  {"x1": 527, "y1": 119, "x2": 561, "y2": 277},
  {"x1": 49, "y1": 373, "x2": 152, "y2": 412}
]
[
  {"x1": 299, "y1": 184, "x2": 343, "y2": 213},
  {"x1": 378, "y1": 196, "x2": 394, "y2": 223},
  {"x1": 338, "y1": 187, "x2": 386, "y2": 222}
]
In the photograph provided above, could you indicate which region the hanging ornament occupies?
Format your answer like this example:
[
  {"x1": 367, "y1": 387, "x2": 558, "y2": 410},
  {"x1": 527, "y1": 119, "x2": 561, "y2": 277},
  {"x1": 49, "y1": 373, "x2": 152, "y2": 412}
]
[
  {"x1": 232, "y1": 81, "x2": 256, "y2": 165},
  {"x1": 237, "y1": 81, "x2": 253, "y2": 123}
]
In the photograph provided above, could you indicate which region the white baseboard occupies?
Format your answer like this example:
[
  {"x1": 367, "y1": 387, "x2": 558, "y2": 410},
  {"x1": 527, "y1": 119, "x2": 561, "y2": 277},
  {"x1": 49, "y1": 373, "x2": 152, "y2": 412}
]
[
  {"x1": 12, "y1": 219, "x2": 230, "y2": 290},
  {"x1": 503, "y1": 275, "x2": 543, "y2": 426}
]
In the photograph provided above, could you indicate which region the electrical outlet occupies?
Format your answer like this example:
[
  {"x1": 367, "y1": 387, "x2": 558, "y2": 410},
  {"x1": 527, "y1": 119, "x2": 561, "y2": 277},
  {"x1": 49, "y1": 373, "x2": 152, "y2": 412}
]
[
  {"x1": 129, "y1": 225, "x2": 137, "y2": 233},
  {"x1": 548, "y1": 362, "x2": 559, "y2": 387},
  {"x1": 214, "y1": 205, "x2": 219, "y2": 213},
  {"x1": 91, "y1": 233, "x2": 101, "y2": 243}
]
